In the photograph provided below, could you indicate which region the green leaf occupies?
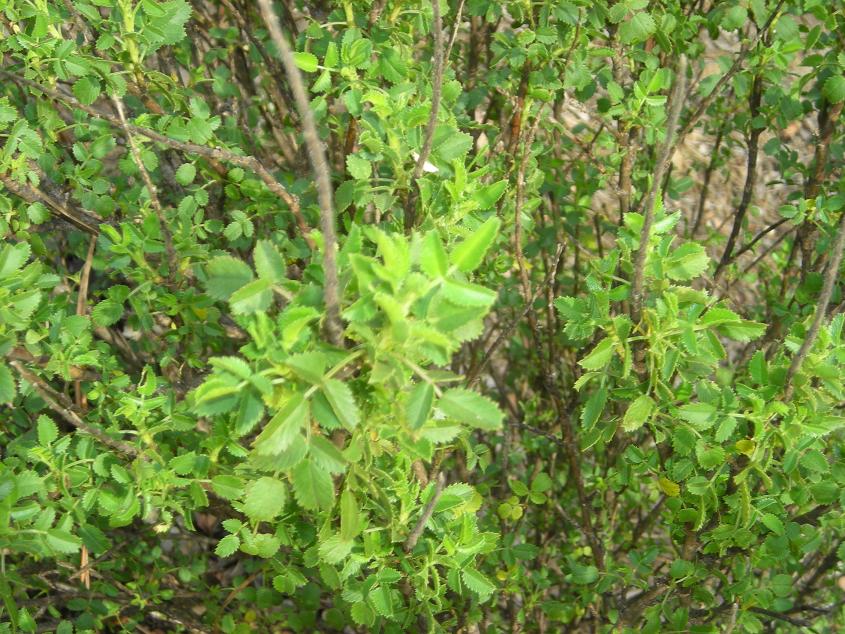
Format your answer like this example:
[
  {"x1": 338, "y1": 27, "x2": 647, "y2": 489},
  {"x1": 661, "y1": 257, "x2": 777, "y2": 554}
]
[
  {"x1": 441, "y1": 279, "x2": 497, "y2": 307},
  {"x1": 579, "y1": 337, "x2": 615, "y2": 371},
  {"x1": 800, "y1": 449, "x2": 829, "y2": 473},
  {"x1": 438, "y1": 388, "x2": 503, "y2": 431},
  {"x1": 293, "y1": 51, "x2": 319, "y2": 73},
  {"x1": 721, "y1": 5, "x2": 747, "y2": 30},
  {"x1": 37, "y1": 416, "x2": 58, "y2": 446},
  {"x1": 72, "y1": 76, "x2": 101, "y2": 106},
  {"x1": 253, "y1": 239, "x2": 286, "y2": 283},
  {"x1": 619, "y1": 12, "x2": 656, "y2": 44},
  {"x1": 318, "y1": 534, "x2": 352, "y2": 564},
  {"x1": 570, "y1": 563, "x2": 599, "y2": 585},
  {"x1": 205, "y1": 255, "x2": 254, "y2": 300},
  {"x1": 379, "y1": 47, "x2": 408, "y2": 83},
  {"x1": 340, "y1": 489, "x2": 360, "y2": 540},
  {"x1": 46, "y1": 529, "x2": 82, "y2": 554},
  {"x1": 211, "y1": 475, "x2": 245, "y2": 500},
  {"x1": 308, "y1": 435, "x2": 347, "y2": 474},
  {"x1": 770, "y1": 573, "x2": 792, "y2": 598},
  {"x1": 91, "y1": 300, "x2": 124, "y2": 327},
  {"x1": 229, "y1": 278, "x2": 273, "y2": 315},
  {"x1": 406, "y1": 382, "x2": 434, "y2": 429},
  {"x1": 462, "y1": 567, "x2": 496, "y2": 598},
  {"x1": 822, "y1": 75, "x2": 845, "y2": 103},
  {"x1": 622, "y1": 395, "x2": 655, "y2": 432},
  {"x1": 421, "y1": 230, "x2": 449, "y2": 278},
  {"x1": 472, "y1": 181, "x2": 507, "y2": 209},
  {"x1": 431, "y1": 126, "x2": 472, "y2": 162},
  {"x1": 450, "y1": 217, "x2": 501, "y2": 273},
  {"x1": 0, "y1": 364, "x2": 16, "y2": 404},
  {"x1": 291, "y1": 459, "x2": 334, "y2": 510},
  {"x1": 285, "y1": 351, "x2": 327, "y2": 384},
  {"x1": 243, "y1": 477, "x2": 286, "y2": 522},
  {"x1": 215, "y1": 534, "x2": 240, "y2": 557},
  {"x1": 760, "y1": 513, "x2": 784, "y2": 536},
  {"x1": 143, "y1": 0, "x2": 192, "y2": 50},
  {"x1": 678, "y1": 402, "x2": 717, "y2": 426},
  {"x1": 664, "y1": 243, "x2": 709, "y2": 281},
  {"x1": 369, "y1": 585, "x2": 394, "y2": 617},
  {"x1": 346, "y1": 154, "x2": 371, "y2": 180},
  {"x1": 321, "y1": 379, "x2": 360, "y2": 430},
  {"x1": 175, "y1": 163, "x2": 196, "y2": 185},
  {"x1": 0, "y1": 242, "x2": 30, "y2": 278},
  {"x1": 580, "y1": 386, "x2": 607, "y2": 431},
  {"x1": 253, "y1": 393, "x2": 309, "y2": 455}
]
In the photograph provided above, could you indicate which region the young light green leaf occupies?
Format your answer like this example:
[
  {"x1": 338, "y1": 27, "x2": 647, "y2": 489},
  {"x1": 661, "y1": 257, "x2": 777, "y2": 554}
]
[
  {"x1": 293, "y1": 51, "x2": 319, "y2": 73},
  {"x1": 449, "y1": 217, "x2": 501, "y2": 273},
  {"x1": 622, "y1": 395, "x2": 655, "y2": 432},
  {"x1": 215, "y1": 534, "x2": 240, "y2": 557},
  {"x1": 664, "y1": 243, "x2": 709, "y2": 281},
  {"x1": 37, "y1": 416, "x2": 58, "y2": 446},
  {"x1": 406, "y1": 382, "x2": 434, "y2": 429},
  {"x1": 421, "y1": 230, "x2": 448, "y2": 278},
  {"x1": 579, "y1": 337, "x2": 615, "y2": 371},
  {"x1": 340, "y1": 489, "x2": 361, "y2": 541},
  {"x1": 462, "y1": 567, "x2": 496, "y2": 598}
]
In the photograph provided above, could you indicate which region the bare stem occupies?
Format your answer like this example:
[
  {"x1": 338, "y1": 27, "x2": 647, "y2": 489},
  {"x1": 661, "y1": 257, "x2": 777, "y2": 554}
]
[
  {"x1": 111, "y1": 95, "x2": 179, "y2": 279},
  {"x1": 404, "y1": 473, "x2": 446, "y2": 552},
  {"x1": 257, "y1": 0, "x2": 344, "y2": 347},
  {"x1": 784, "y1": 209, "x2": 845, "y2": 399},
  {"x1": 404, "y1": 0, "x2": 445, "y2": 232},
  {"x1": 629, "y1": 55, "x2": 688, "y2": 322}
]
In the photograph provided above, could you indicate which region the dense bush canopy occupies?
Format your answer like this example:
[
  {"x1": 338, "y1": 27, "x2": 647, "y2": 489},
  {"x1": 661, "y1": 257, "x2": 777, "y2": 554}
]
[{"x1": 2, "y1": 0, "x2": 845, "y2": 632}]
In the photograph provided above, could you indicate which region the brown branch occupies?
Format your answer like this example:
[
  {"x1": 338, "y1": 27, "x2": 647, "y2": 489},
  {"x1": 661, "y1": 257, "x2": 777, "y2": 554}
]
[
  {"x1": 0, "y1": 172, "x2": 100, "y2": 235},
  {"x1": 629, "y1": 55, "x2": 688, "y2": 323},
  {"x1": 404, "y1": 473, "x2": 446, "y2": 552},
  {"x1": 689, "y1": 119, "x2": 726, "y2": 237},
  {"x1": 784, "y1": 208, "x2": 845, "y2": 399},
  {"x1": 403, "y1": 0, "x2": 445, "y2": 232},
  {"x1": 9, "y1": 360, "x2": 138, "y2": 458},
  {"x1": 257, "y1": 0, "x2": 344, "y2": 347},
  {"x1": 715, "y1": 74, "x2": 763, "y2": 278}
]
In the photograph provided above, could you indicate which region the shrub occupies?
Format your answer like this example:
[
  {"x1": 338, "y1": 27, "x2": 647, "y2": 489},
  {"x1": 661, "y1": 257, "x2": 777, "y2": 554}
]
[{"x1": 1, "y1": 1, "x2": 844, "y2": 632}]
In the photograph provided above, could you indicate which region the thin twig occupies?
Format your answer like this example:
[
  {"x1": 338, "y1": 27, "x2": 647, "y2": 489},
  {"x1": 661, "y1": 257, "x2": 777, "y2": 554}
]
[
  {"x1": 715, "y1": 74, "x2": 763, "y2": 278},
  {"x1": 257, "y1": 0, "x2": 344, "y2": 347},
  {"x1": 445, "y1": 0, "x2": 466, "y2": 61},
  {"x1": 630, "y1": 55, "x2": 688, "y2": 322},
  {"x1": 75, "y1": 236, "x2": 97, "y2": 410},
  {"x1": 466, "y1": 243, "x2": 564, "y2": 386},
  {"x1": 9, "y1": 360, "x2": 138, "y2": 458},
  {"x1": 674, "y1": 0, "x2": 786, "y2": 145},
  {"x1": 784, "y1": 209, "x2": 845, "y2": 398},
  {"x1": 111, "y1": 95, "x2": 179, "y2": 279},
  {"x1": 404, "y1": 0, "x2": 445, "y2": 232},
  {"x1": 404, "y1": 473, "x2": 446, "y2": 552}
]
